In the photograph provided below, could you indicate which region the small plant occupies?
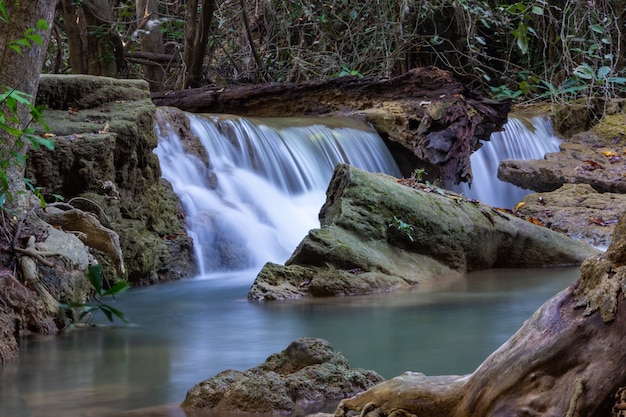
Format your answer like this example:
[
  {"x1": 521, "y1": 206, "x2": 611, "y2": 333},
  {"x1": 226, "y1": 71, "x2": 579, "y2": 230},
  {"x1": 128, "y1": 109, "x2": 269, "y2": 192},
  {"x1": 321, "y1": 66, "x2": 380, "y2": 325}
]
[
  {"x1": 411, "y1": 168, "x2": 428, "y2": 183},
  {"x1": 61, "y1": 264, "x2": 130, "y2": 325},
  {"x1": 388, "y1": 215, "x2": 415, "y2": 243}
]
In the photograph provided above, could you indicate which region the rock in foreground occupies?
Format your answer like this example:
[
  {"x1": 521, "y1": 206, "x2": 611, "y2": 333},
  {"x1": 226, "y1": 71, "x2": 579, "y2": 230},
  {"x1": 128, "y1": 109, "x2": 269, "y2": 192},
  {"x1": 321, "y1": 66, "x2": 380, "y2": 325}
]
[
  {"x1": 181, "y1": 338, "x2": 384, "y2": 415},
  {"x1": 249, "y1": 164, "x2": 600, "y2": 301}
]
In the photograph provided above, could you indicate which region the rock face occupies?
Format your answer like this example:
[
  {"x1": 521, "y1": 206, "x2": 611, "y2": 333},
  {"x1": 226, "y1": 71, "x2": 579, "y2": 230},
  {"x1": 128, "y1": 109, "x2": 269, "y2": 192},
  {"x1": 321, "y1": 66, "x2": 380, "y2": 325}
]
[
  {"x1": 29, "y1": 75, "x2": 196, "y2": 285},
  {"x1": 182, "y1": 338, "x2": 384, "y2": 415},
  {"x1": 248, "y1": 164, "x2": 600, "y2": 301}
]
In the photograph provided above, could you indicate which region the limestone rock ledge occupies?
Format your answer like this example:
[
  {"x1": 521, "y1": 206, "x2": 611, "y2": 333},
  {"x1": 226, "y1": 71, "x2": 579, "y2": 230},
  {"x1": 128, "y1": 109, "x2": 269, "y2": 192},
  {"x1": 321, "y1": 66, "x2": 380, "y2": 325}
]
[
  {"x1": 29, "y1": 75, "x2": 196, "y2": 285},
  {"x1": 248, "y1": 164, "x2": 600, "y2": 301}
]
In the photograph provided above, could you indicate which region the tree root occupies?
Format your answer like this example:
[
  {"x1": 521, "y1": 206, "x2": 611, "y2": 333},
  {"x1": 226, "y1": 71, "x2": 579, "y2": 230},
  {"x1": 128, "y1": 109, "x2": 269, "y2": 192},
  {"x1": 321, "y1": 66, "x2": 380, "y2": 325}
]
[{"x1": 36, "y1": 206, "x2": 125, "y2": 275}]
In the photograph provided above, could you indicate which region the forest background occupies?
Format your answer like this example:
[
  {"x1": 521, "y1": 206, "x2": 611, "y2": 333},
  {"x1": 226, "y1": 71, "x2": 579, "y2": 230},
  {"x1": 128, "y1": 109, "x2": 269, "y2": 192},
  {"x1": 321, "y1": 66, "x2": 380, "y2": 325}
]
[
  {"x1": 41, "y1": 0, "x2": 626, "y2": 105},
  {"x1": 1, "y1": 0, "x2": 626, "y2": 216}
]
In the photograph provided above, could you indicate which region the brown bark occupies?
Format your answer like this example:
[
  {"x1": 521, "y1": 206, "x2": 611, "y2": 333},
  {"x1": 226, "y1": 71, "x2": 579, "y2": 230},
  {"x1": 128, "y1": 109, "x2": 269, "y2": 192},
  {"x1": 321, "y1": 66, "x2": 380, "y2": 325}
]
[
  {"x1": 0, "y1": 0, "x2": 55, "y2": 211},
  {"x1": 60, "y1": 0, "x2": 89, "y2": 74},
  {"x1": 60, "y1": 0, "x2": 122, "y2": 76},
  {"x1": 335, "y1": 212, "x2": 626, "y2": 417},
  {"x1": 152, "y1": 67, "x2": 511, "y2": 184},
  {"x1": 182, "y1": 0, "x2": 217, "y2": 89}
]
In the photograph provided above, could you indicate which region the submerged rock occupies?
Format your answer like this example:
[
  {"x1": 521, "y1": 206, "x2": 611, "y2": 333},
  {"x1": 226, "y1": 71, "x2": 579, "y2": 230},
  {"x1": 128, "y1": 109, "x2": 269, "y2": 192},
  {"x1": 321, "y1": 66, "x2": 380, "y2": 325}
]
[
  {"x1": 249, "y1": 164, "x2": 600, "y2": 301},
  {"x1": 182, "y1": 338, "x2": 384, "y2": 415}
]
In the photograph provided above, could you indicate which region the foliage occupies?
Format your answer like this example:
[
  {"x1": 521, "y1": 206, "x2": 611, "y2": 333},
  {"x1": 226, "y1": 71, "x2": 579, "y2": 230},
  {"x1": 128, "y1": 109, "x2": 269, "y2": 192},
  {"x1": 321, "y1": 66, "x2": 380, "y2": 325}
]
[
  {"x1": 388, "y1": 215, "x2": 415, "y2": 243},
  {"x1": 60, "y1": 264, "x2": 130, "y2": 325},
  {"x1": 41, "y1": 0, "x2": 626, "y2": 105}
]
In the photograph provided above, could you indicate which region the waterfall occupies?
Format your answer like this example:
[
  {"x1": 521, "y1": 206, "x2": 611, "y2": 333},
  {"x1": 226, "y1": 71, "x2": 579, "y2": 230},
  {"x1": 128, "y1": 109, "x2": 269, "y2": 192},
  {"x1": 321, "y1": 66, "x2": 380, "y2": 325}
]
[
  {"x1": 447, "y1": 115, "x2": 561, "y2": 209},
  {"x1": 154, "y1": 111, "x2": 401, "y2": 276}
]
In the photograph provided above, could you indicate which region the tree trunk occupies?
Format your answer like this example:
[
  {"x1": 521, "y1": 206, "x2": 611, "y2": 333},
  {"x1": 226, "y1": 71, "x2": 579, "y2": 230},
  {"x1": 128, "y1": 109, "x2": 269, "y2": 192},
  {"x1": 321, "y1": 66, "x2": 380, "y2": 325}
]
[
  {"x1": 60, "y1": 0, "x2": 122, "y2": 77},
  {"x1": 152, "y1": 67, "x2": 511, "y2": 184},
  {"x1": 60, "y1": 0, "x2": 89, "y2": 74},
  {"x1": 135, "y1": 0, "x2": 165, "y2": 91},
  {"x1": 336, "y1": 212, "x2": 626, "y2": 417},
  {"x1": 182, "y1": 0, "x2": 216, "y2": 89},
  {"x1": 0, "y1": 0, "x2": 55, "y2": 211}
]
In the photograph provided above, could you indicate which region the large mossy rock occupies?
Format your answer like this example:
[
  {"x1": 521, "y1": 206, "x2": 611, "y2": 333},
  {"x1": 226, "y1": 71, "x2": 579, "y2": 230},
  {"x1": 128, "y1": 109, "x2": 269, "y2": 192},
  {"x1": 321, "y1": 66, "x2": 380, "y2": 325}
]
[
  {"x1": 28, "y1": 75, "x2": 196, "y2": 285},
  {"x1": 182, "y1": 338, "x2": 384, "y2": 415},
  {"x1": 249, "y1": 164, "x2": 600, "y2": 300}
]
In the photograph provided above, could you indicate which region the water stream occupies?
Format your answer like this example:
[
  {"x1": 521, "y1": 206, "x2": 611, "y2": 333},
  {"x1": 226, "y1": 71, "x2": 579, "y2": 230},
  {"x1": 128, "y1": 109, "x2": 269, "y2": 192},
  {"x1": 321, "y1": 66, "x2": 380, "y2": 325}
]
[
  {"x1": 0, "y1": 111, "x2": 574, "y2": 417},
  {"x1": 154, "y1": 113, "x2": 401, "y2": 274},
  {"x1": 0, "y1": 267, "x2": 579, "y2": 417}
]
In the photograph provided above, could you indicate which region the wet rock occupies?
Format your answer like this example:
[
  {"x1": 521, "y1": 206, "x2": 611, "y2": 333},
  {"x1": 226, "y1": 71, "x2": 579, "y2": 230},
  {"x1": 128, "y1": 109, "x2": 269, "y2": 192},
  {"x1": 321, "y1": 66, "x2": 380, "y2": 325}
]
[
  {"x1": 249, "y1": 164, "x2": 600, "y2": 301},
  {"x1": 182, "y1": 338, "x2": 384, "y2": 415}
]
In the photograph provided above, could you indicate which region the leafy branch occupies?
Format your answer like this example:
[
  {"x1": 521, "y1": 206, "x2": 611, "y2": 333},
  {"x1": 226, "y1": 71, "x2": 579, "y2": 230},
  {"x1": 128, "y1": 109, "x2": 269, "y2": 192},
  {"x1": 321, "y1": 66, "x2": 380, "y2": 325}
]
[{"x1": 61, "y1": 265, "x2": 130, "y2": 325}]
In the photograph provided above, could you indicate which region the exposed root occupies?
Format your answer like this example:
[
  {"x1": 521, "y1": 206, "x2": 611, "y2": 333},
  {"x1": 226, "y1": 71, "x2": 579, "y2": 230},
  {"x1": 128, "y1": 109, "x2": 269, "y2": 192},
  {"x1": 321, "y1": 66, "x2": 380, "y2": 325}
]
[
  {"x1": 566, "y1": 378, "x2": 584, "y2": 417},
  {"x1": 36, "y1": 205, "x2": 125, "y2": 275}
]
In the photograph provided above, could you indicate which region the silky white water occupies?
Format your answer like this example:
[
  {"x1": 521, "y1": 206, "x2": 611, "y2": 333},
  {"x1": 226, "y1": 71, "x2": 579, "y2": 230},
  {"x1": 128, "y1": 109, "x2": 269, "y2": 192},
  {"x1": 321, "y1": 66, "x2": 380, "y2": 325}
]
[
  {"x1": 448, "y1": 115, "x2": 561, "y2": 209},
  {"x1": 154, "y1": 112, "x2": 401, "y2": 275}
]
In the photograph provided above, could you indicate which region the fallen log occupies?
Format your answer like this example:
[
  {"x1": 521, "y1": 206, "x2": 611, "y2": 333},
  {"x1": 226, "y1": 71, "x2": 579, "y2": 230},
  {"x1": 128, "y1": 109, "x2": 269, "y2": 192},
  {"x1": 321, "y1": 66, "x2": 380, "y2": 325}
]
[
  {"x1": 334, "y1": 211, "x2": 626, "y2": 417},
  {"x1": 151, "y1": 67, "x2": 511, "y2": 184}
]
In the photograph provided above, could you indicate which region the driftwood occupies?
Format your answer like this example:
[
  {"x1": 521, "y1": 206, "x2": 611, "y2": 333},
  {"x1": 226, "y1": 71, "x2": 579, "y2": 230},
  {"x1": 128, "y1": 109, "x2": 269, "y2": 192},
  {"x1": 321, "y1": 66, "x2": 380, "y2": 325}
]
[
  {"x1": 151, "y1": 67, "x2": 511, "y2": 184},
  {"x1": 334, "y1": 212, "x2": 626, "y2": 417}
]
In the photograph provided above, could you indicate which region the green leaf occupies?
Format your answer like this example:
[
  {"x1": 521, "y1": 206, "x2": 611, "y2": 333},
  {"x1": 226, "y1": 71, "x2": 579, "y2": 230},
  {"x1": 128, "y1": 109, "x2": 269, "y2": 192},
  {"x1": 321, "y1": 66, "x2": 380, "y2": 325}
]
[
  {"x1": 514, "y1": 23, "x2": 529, "y2": 55},
  {"x1": 606, "y1": 77, "x2": 626, "y2": 85},
  {"x1": 36, "y1": 19, "x2": 50, "y2": 31},
  {"x1": 100, "y1": 305, "x2": 114, "y2": 322},
  {"x1": 573, "y1": 63, "x2": 595, "y2": 80},
  {"x1": 102, "y1": 281, "x2": 130, "y2": 297},
  {"x1": 0, "y1": 2, "x2": 7, "y2": 23},
  {"x1": 100, "y1": 304, "x2": 129, "y2": 323},
  {"x1": 25, "y1": 33, "x2": 43, "y2": 47},
  {"x1": 589, "y1": 24, "x2": 604, "y2": 34},
  {"x1": 531, "y1": 5, "x2": 543, "y2": 15},
  {"x1": 597, "y1": 66, "x2": 611, "y2": 79},
  {"x1": 27, "y1": 135, "x2": 54, "y2": 151},
  {"x1": 87, "y1": 265, "x2": 103, "y2": 294},
  {"x1": 78, "y1": 305, "x2": 98, "y2": 320}
]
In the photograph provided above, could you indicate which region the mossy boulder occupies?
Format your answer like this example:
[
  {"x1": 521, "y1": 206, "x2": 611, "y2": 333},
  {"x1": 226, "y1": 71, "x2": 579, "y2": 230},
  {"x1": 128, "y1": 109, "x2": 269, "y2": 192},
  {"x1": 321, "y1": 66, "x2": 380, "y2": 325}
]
[
  {"x1": 249, "y1": 164, "x2": 600, "y2": 300},
  {"x1": 182, "y1": 338, "x2": 384, "y2": 414}
]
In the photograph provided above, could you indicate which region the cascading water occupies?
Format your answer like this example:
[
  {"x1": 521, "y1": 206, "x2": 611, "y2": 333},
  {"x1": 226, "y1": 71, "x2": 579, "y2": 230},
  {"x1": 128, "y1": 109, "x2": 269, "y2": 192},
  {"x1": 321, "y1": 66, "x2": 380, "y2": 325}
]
[
  {"x1": 447, "y1": 115, "x2": 561, "y2": 209},
  {"x1": 154, "y1": 111, "x2": 401, "y2": 276}
]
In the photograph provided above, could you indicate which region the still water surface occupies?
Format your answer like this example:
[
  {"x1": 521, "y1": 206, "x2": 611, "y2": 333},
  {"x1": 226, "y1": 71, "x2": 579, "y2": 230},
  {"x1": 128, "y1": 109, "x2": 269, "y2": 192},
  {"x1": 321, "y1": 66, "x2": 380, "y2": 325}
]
[{"x1": 0, "y1": 267, "x2": 579, "y2": 417}]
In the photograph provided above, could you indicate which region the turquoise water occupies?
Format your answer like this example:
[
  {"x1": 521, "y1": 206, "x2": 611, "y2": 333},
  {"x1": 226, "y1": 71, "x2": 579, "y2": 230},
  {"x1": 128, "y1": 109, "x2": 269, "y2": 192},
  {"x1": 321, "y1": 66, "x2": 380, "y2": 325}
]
[{"x1": 0, "y1": 266, "x2": 579, "y2": 417}]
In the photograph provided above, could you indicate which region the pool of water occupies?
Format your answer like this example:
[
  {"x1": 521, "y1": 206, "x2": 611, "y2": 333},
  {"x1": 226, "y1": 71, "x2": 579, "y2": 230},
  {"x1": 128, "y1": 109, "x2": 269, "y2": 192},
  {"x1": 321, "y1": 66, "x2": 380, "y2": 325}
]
[{"x1": 0, "y1": 266, "x2": 580, "y2": 417}]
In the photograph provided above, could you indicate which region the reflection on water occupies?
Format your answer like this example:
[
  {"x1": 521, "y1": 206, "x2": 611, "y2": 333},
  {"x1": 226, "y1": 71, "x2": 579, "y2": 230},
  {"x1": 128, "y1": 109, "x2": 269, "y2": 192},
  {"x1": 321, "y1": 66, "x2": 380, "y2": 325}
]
[{"x1": 0, "y1": 267, "x2": 579, "y2": 417}]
